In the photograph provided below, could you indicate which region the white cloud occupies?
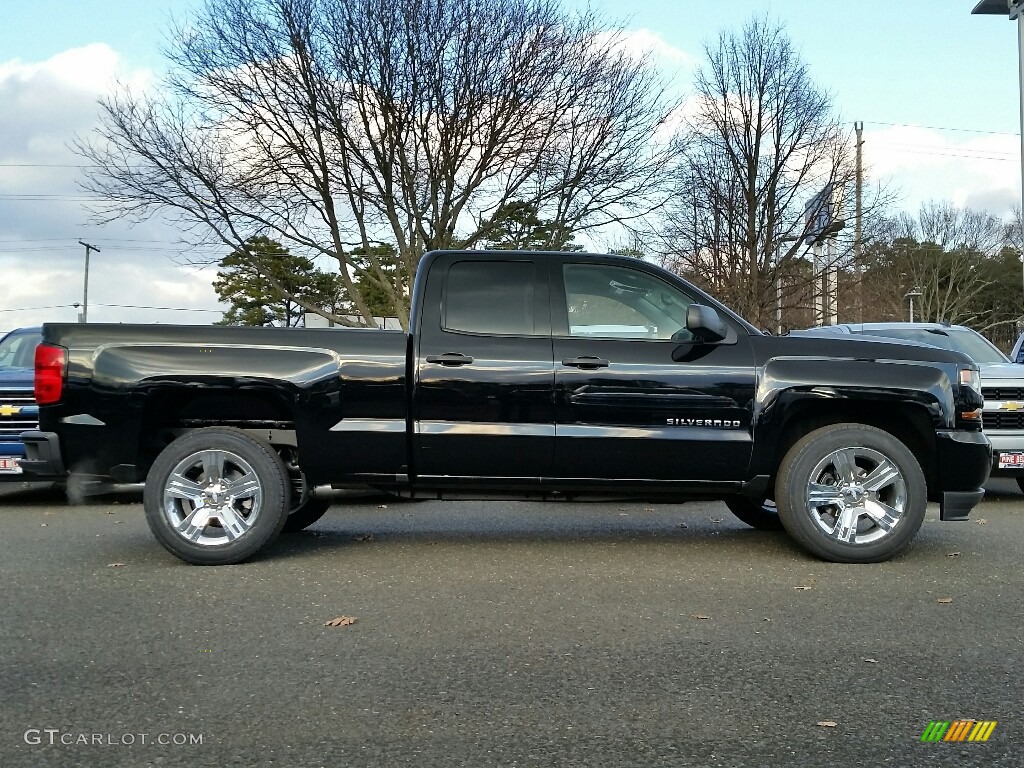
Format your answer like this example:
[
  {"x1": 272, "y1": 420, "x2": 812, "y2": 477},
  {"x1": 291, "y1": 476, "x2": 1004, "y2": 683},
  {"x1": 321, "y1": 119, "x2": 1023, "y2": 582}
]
[
  {"x1": 613, "y1": 28, "x2": 697, "y2": 69},
  {"x1": 0, "y1": 45, "x2": 225, "y2": 329},
  {"x1": 864, "y1": 124, "x2": 1021, "y2": 217}
]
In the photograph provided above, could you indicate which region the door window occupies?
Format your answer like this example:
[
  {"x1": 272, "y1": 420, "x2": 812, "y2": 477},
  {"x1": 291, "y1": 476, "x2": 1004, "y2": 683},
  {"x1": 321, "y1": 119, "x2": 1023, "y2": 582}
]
[
  {"x1": 444, "y1": 261, "x2": 537, "y2": 336},
  {"x1": 562, "y1": 263, "x2": 693, "y2": 340}
]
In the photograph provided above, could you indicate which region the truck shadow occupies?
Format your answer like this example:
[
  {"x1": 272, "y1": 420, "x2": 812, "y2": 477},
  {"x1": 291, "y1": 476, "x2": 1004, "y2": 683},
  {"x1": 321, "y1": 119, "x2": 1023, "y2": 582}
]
[{"x1": 261, "y1": 498, "x2": 797, "y2": 563}]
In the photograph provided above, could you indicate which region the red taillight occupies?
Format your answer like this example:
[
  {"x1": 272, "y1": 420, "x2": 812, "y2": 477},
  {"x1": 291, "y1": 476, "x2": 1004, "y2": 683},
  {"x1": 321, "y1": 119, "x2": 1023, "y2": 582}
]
[{"x1": 34, "y1": 343, "x2": 67, "y2": 405}]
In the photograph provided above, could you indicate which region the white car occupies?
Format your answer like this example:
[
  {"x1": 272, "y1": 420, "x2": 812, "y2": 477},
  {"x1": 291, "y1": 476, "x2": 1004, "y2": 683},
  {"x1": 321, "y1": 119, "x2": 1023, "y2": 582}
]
[{"x1": 796, "y1": 323, "x2": 1024, "y2": 492}]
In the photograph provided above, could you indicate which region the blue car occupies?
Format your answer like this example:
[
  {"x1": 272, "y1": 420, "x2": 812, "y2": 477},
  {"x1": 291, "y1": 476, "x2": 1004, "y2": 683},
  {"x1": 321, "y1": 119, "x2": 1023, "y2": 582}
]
[{"x1": 0, "y1": 327, "x2": 42, "y2": 478}]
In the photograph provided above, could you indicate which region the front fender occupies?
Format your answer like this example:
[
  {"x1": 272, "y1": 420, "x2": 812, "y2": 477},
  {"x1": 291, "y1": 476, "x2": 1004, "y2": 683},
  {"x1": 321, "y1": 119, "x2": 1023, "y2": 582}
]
[{"x1": 749, "y1": 357, "x2": 954, "y2": 478}]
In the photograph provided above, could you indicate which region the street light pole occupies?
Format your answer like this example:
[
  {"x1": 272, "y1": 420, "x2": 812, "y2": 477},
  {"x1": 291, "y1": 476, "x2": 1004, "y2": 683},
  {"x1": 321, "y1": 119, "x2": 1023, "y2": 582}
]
[
  {"x1": 78, "y1": 241, "x2": 100, "y2": 323},
  {"x1": 1017, "y1": 4, "x2": 1024, "y2": 303},
  {"x1": 973, "y1": 0, "x2": 1024, "y2": 304},
  {"x1": 904, "y1": 287, "x2": 922, "y2": 322},
  {"x1": 774, "y1": 235, "x2": 801, "y2": 334}
]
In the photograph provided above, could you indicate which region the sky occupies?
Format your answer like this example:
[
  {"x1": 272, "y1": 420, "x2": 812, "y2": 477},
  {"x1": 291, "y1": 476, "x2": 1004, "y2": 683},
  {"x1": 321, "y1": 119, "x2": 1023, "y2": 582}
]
[{"x1": 1, "y1": 0, "x2": 1022, "y2": 329}]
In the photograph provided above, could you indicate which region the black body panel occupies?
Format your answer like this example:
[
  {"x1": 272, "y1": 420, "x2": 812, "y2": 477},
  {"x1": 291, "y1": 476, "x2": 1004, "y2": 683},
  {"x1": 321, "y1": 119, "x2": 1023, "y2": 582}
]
[{"x1": 28, "y1": 250, "x2": 989, "y2": 520}]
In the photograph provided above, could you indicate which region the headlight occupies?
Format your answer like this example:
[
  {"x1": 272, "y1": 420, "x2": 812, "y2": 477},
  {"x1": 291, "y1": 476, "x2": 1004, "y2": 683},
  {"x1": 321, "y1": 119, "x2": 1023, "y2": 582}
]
[
  {"x1": 957, "y1": 367, "x2": 983, "y2": 425},
  {"x1": 958, "y1": 367, "x2": 981, "y2": 395}
]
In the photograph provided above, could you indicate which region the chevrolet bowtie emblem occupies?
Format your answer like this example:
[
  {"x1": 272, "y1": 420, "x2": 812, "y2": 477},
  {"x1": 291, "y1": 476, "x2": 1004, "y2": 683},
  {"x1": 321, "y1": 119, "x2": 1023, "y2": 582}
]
[
  {"x1": 999, "y1": 401, "x2": 1024, "y2": 411},
  {"x1": 0, "y1": 405, "x2": 21, "y2": 417}
]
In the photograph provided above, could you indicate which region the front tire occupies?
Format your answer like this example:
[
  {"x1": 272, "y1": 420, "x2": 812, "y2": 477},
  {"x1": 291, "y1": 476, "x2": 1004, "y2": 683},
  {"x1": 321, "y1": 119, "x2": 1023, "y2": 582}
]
[
  {"x1": 775, "y1": 423, "x2": 926, "y2": 563},
  {"x1": 143, "y1": 427, "x2": 290, "y2": 565}
]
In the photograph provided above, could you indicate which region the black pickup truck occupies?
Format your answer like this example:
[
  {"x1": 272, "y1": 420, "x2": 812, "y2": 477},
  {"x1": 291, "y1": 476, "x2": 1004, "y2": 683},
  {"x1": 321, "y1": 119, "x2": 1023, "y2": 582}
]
[{"x1": 22, "y1": 250, "x2": 990, "y2": 565}]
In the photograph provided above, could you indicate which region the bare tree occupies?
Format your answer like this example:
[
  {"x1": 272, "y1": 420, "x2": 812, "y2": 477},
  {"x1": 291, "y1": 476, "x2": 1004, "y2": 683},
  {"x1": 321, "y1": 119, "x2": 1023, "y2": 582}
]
[
  {"x1": 863, "y1": 202, "x2": 1005, "y2": 325},
  {"x1": 657, "y1": 17, "x2": 890, "y2": 327},
  {"x1": 76, "y1": 0, "x2": 679, "y2": 328}
]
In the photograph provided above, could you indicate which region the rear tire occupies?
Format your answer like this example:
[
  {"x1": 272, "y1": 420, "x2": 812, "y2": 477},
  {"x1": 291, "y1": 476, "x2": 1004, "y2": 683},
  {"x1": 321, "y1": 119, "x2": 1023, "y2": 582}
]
[
  {"x1": 724, "y1": 497, "x2": 783, "y2": 530},
  {"x1": 775, "y1": 423, "x2": 926, "y2": 563},
  {"x1": 1016, "y1": 477, "x2": 1024, "y2": 495},
  {"x1": 283, "y1": 492, "x2": 331, "y2": 532},
  {"x1": 143, "y1": 427, "x2": 290, "y2": 565}
]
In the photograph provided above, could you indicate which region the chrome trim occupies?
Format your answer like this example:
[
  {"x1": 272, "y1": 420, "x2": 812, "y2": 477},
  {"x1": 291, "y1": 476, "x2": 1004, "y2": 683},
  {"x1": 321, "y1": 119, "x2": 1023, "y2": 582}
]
[
  {"x1": 61, "y1": 414, "x2": 106, "y2": 426},
  {"x1": 418, "y1": 421, "x2": 554, "y2": 437},
  {"x1": 330, "y1": 418, "x2": 406, "y2": 433},
  {"x1": 556, "y1": 424, "x2": 749, "y2": 440}
]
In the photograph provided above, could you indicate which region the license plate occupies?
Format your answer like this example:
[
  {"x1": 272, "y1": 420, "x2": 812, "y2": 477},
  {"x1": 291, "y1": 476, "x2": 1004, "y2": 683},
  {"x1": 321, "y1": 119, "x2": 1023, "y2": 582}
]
[
  {"x1": 0, "y1": 457, "x2": 22, "y2": 473},
  {"x1": 997, "y1": 451, "x2": 1024, "y2": 469}
]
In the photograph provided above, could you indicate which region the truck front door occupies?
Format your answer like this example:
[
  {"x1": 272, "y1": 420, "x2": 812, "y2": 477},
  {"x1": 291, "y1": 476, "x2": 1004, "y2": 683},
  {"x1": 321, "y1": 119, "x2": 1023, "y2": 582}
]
[
  {"x1": 551, "y1": 259, "x2": 756, "y2": 484},
  {"x1": 414, "y1": 254, "x2": 554, "y2": 483}
]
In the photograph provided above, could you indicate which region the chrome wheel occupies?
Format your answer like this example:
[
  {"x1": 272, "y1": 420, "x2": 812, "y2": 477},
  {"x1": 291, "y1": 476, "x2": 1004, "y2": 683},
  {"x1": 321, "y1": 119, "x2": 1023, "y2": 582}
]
[
  {"x1": 162, "y1": 449, "x2": 264, "y2": 547},
  {"x1": 804, "y1": 446, "x2": 906, "y2": 545},
  {"x1": 776, "y1": 423, "x2": 926, "y2": 563}
]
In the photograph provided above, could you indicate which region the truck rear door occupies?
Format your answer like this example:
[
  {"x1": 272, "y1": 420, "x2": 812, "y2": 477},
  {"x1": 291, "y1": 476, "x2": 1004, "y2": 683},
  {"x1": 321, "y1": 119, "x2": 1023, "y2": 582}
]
[{"x1": 413, "y1": 253, "x2": 554, "y2": 482}]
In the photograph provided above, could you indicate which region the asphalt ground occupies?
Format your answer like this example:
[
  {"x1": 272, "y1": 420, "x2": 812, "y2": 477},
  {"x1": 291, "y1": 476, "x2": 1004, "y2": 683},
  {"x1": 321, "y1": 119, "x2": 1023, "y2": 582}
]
[{"x1": 0, "y1": 479, "x2": 1022, "y2": 767}]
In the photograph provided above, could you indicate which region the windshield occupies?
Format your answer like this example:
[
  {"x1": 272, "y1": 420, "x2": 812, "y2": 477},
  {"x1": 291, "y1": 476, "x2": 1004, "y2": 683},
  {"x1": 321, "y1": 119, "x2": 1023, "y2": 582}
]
[
  {"x1": 858, "y1": 328, "x2": 1008, "y2": 365},
  {"x1": 0, "y1": 331, "x2": 42, "y2": 368}
]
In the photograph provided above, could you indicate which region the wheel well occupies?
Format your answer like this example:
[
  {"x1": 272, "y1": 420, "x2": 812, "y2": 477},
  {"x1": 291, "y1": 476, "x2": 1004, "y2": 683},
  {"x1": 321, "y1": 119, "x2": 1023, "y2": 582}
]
[
  {"x1": 138, "y1": 388, "x2": 295, "y2": 474},
  {"x1": 770, "y1": 401, "x2": 937, "y2": 494}
]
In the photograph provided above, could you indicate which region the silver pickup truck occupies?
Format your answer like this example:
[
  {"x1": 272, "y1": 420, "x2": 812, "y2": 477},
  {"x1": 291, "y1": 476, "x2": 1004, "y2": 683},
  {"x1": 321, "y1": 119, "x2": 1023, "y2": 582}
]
[{"x1": 795, "y1": 322, "x2": 1024, "y2": 492}]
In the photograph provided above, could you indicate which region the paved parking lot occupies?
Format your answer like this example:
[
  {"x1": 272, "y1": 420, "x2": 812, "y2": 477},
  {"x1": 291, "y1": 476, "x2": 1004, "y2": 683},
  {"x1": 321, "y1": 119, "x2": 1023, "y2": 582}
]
[{"x1": 1, "y1": 480, "x2": 1022, "y2": 767}]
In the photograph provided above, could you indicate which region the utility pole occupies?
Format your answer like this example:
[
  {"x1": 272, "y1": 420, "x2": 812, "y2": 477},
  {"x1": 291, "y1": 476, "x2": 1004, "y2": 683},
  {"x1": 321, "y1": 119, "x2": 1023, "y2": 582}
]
[
  {"x1": 78, "y1": 241, "x2": 100, "y2": 323},
  {"x1": 854, "y1": 121, "x2": 864, "y2": 322}
]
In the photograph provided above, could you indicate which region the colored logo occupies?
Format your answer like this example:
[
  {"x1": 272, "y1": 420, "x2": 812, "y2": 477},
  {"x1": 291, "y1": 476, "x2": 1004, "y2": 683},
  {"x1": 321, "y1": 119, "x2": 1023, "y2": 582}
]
[
  {"x1": 999, "y1": 401, "x2": 1024, "y2": 411},
  {"x1": 920, "y1": 720, "x2": 997, "y2": 742},
  {"x1": 0, "y1": 405, "x2": 21, "y2": 417}
]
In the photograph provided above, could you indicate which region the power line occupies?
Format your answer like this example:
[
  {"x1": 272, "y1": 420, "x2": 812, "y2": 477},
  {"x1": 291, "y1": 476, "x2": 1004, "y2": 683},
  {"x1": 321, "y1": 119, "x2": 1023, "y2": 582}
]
[
  {"x1": 863, "y1": 120, "x2": 1019, "y2": 137},
  {"x1": 0, "y1": 237, "x2": 199, "y2": 243},
  {"x1": 0, "y1": 304, "x2": 80, "y2": 314},
  {"x1": 0, "y1": 303, "x2": 222, "y2": 314},
  {"x1": 0, "y1": 246, "x2": 221, "y2": 253},
  {"x1": 868, "y1": 142, "x2": 1018, "y2": 162},
  {"x1": 93, "y1": 303, "x2": 222, "y2": 313},
  {"x1": 0, "y1": 195, "x2": 104, "y2": 201}
]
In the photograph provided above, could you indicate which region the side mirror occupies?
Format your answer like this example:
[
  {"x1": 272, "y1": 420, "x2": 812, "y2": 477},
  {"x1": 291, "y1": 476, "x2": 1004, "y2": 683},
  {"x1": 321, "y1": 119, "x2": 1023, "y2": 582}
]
[{"x1": 685, "y1": 304, "x2": 728, "y2": 344}]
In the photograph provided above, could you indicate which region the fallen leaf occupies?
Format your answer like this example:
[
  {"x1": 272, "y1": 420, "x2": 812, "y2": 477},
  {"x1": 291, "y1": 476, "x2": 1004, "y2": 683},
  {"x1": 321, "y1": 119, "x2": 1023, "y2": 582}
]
[
  {"x1": 794, "y1": 585, "x2": 813, "y2": 591},
  {"x1": 937, "y1": 597, "x2": 954, "y2": 604},
  {"x1": 376, "y1": 504, "x2": 388, "y2": 509},
  {"x1": 619, "y1": 512, "x2": 628, "y2": 516},
  {"x1": 105, "y1": 510, "x2": 115, "y2": 515},
  {"x1": 114, "y1": 521, "x2": 123, "y2": 524},
  {"x1": 107, "y1": 562, "x2": 126, "y2": 568},
  {"x1": 947, "y1": 552, "x2": 961, "y2": 557},
  {"x1": 676, "y1": 523, "x2": 688, "y2": 529},
  {"x1": 691, "y1": 614, "x2": 711, "y2": 620},
  {"x1": 354, "y1": 533, "x2": 374, "y2": 542},
  {"x1": 40, "y1": 523, "x2": 47, "y2": 527},
  {"x1": 324, "y1": 616, "x2": 357, "y2": 627},
  {"x1": 975, "y1": 519, "x2": 987, "y2": 525},
  {"x1": 710, "y1": 517, "x2": 722, "y2": 523},
  {"x1": 816, "y1": 721, "x2": 838, "y2": 728},
  {"x1": 763, "y1": 617, "x2": 772, "y2": 622},
  {"x1": 863, "y1": 658, "x2": 878, "y2": 663}
]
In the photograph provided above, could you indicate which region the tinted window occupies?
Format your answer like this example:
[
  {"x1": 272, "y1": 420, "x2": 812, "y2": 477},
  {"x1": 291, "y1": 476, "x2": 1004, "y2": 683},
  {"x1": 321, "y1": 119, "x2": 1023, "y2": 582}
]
[
  {"x1": 444, "y1": 261, "x2": 536, "y2": 336},
  {"x1": 562, "y1": 263, "x2": 693, "y2": 340}
]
